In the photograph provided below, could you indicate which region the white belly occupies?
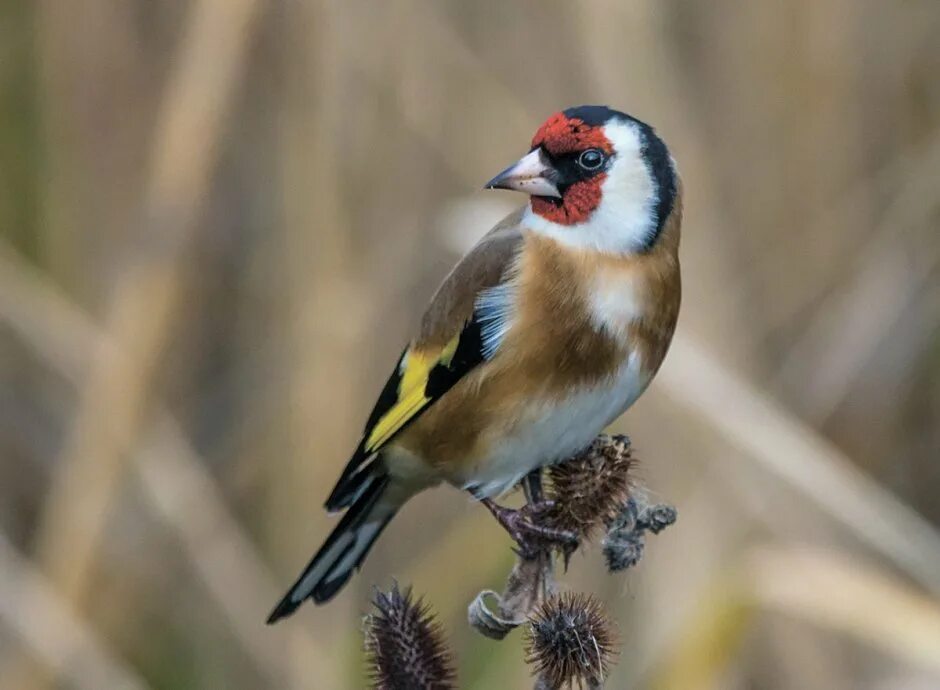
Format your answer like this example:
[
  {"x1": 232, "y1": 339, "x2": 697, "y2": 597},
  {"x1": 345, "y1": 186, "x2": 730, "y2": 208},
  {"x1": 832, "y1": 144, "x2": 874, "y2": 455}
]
[{"x1": 465, "y1": 351, "x2": 649, "y2": 498}]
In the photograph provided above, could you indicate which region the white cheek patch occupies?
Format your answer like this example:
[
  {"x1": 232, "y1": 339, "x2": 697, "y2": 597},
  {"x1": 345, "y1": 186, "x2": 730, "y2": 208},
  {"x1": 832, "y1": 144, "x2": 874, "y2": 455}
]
[{"x1": 523, "y1": 120, "x2": 658, "y2": 254}]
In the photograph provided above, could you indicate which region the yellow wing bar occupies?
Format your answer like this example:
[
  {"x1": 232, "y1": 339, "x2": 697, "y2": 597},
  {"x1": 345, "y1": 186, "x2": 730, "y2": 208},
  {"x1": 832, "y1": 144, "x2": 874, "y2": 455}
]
[{"x1": 364, "y1": 336, "x2": 459, "y2": 452}]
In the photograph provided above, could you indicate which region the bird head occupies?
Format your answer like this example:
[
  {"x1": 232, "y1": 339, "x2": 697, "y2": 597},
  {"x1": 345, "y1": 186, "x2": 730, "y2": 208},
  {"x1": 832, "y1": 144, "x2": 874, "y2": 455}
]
[{"x1": 485, "y1": 105, "x2": 678, "y2": 254}]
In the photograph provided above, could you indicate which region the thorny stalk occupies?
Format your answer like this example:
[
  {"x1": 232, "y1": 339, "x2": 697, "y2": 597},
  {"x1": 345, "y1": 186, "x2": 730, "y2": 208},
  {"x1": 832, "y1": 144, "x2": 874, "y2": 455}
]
[
  {"x1": 365, "y1": 435, "x2": 677, "y2": 689},
  {"x1": 467, "y1": 434, "x2": 677, "y2": 688}
]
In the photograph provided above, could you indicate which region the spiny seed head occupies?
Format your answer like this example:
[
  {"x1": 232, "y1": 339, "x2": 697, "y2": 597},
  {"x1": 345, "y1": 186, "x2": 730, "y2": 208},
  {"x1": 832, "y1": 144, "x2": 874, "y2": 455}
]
[
  {"x1": 524, "y1": 592, "x2": 618, "y2": 689},
  {"x1": 545, "y1": 434, "x2": 635, "y2": 539},
  {"x1": 363, "y1": 583, "x2": 456, "y2": 690}
]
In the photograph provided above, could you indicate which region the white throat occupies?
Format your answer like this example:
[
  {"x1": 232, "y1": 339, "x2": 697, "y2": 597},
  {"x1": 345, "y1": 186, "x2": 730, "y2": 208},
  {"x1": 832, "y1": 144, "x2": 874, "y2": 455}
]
[{"x1": 523, "y1": 120, "x2": 661, "y2": 254}]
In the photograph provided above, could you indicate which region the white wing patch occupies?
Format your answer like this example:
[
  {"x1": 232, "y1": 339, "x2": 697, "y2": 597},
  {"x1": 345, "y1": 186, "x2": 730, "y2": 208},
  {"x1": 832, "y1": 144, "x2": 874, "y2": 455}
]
[{"x1": 475, "y1": 282, "x2": 516, "y2": 360}]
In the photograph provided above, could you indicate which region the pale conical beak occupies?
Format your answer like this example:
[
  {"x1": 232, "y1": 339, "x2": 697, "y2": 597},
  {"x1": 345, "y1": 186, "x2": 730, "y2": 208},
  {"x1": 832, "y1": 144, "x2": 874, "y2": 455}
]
[{"x1": 483, "y1": 148, "x2": 562, "y2": 198}]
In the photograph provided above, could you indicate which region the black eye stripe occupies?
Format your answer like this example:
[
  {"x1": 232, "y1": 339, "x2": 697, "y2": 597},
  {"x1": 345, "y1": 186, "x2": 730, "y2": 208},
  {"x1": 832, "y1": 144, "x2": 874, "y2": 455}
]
[{"x1": 548, "y1": 148, "x2": 609, "y2": 192}]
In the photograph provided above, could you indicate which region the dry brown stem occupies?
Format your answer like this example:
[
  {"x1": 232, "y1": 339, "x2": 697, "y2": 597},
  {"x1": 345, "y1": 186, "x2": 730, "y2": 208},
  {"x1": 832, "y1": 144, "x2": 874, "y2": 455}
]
[{"x1": 468, "y1": 435, "x2": 676, "y2": 657}]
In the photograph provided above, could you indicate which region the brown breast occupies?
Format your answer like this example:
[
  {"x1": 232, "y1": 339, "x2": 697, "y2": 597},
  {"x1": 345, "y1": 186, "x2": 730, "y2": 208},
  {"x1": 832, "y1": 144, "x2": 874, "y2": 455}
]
[{"x1": 397, "y1": 193, "x2": 682, "y2": 476}]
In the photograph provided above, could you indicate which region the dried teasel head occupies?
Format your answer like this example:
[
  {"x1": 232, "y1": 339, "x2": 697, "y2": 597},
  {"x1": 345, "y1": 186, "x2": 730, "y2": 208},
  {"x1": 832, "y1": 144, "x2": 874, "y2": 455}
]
[
  {"x1": 544, "y1": 434, "x2": 635, "y2": 539},
  {"x1": 602, "y1": 526, "x2": 645, "y2": 572},
  {"x1": 603, "y1": 496, "x2": 678, "y2": 572},
  {"x1": 364, "y1": 583, "x2": 456, "y2": 690},
  {"x1": 524, "y1": 591, "x2": 619, "y2": 689}
]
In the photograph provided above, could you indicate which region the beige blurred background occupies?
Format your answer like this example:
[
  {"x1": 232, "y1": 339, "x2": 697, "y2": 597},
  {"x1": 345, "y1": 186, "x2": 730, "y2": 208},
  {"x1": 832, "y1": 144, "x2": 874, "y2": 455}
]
[{"x1": 1, "y1": 1, "x2": 939, "y2": 688}]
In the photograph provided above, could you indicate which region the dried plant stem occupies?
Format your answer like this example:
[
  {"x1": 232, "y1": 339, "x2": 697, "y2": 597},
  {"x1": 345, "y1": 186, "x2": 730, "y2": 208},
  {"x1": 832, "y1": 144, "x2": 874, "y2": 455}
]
[
  {"x1": 773, "y1": 125, "x2": 940, "y2": 420},
  {"x1": 23, "y1": 8, "x2": 262, "y2": 690},
  {"x1": 467, "y1": 438, "x2": 671, "y2": 688},
  {"x1": 469, "y1": 551, "x2": 557, "y2": 640},
  {"x1": 468, "y1": 473, "x2": 557, "y2": 639},
  {"x1": 0, "y1": 244, "x2": 341, "y2": 688},
  {"x1": 0, "y1": 531, "x2": 150, "y2": 690},
  {"x1": 661, "y1": 335, "x2": 940, "y2": 597}
]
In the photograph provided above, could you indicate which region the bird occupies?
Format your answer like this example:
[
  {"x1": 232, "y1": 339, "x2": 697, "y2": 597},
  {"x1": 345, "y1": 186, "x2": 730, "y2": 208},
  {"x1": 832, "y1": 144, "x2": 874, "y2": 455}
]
[{"x1": 267, "y1": 105, "x2": 682, "y2": 623}]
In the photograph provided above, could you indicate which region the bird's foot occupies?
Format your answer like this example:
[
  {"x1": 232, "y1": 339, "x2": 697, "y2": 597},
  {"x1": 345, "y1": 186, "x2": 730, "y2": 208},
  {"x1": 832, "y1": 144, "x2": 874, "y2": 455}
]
[{"x1": 480, "y1": 498, "x2": 579, "y2": 561}]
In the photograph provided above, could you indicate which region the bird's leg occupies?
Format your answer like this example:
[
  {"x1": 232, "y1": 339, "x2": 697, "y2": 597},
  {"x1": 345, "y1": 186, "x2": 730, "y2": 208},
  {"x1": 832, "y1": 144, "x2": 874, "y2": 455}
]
[
  {"x1": 522, "y1": 468, "x2": 544, "y2": 504},
  {"x1": 519, "y1": 469, "x2": 577, "y2": 568},
  {"x1": 479, "y1": 496, "x2": 579, "y2": 560}
]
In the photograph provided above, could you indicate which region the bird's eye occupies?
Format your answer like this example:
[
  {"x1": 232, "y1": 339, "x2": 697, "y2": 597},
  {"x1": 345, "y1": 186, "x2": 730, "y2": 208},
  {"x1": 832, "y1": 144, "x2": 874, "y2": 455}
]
[{"x1": 578, "y1": 149, "x2": 604, "y2": 170}]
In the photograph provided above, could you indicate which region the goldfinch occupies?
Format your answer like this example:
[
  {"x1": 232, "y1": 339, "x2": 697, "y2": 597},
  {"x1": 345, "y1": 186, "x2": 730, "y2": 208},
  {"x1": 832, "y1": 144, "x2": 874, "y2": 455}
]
[{"x1": 268, "y1": 105, "x2": 681, "y2": 623}]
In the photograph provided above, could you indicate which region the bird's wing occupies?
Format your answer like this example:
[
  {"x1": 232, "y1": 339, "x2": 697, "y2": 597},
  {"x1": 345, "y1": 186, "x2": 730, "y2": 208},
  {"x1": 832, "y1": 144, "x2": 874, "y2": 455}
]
[{"x1": 325, "y1": 208, "x2": 525, "y2": 509}]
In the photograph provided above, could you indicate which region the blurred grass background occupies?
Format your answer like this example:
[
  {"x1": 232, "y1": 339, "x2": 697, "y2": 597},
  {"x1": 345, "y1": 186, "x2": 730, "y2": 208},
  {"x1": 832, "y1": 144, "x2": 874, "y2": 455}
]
[{"x1": 1, "y1": 0, "x2": 939, "y2": 688}]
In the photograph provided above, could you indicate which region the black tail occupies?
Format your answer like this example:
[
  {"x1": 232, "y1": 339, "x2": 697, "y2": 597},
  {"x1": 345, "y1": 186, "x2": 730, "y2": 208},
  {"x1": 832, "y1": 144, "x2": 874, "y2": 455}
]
[
  {"x1": 267, "y1": 473, "x2": 394, "y2": 623},
  {"x1": 324, "y1": 442, "x2": 376, "y2": 512}
]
